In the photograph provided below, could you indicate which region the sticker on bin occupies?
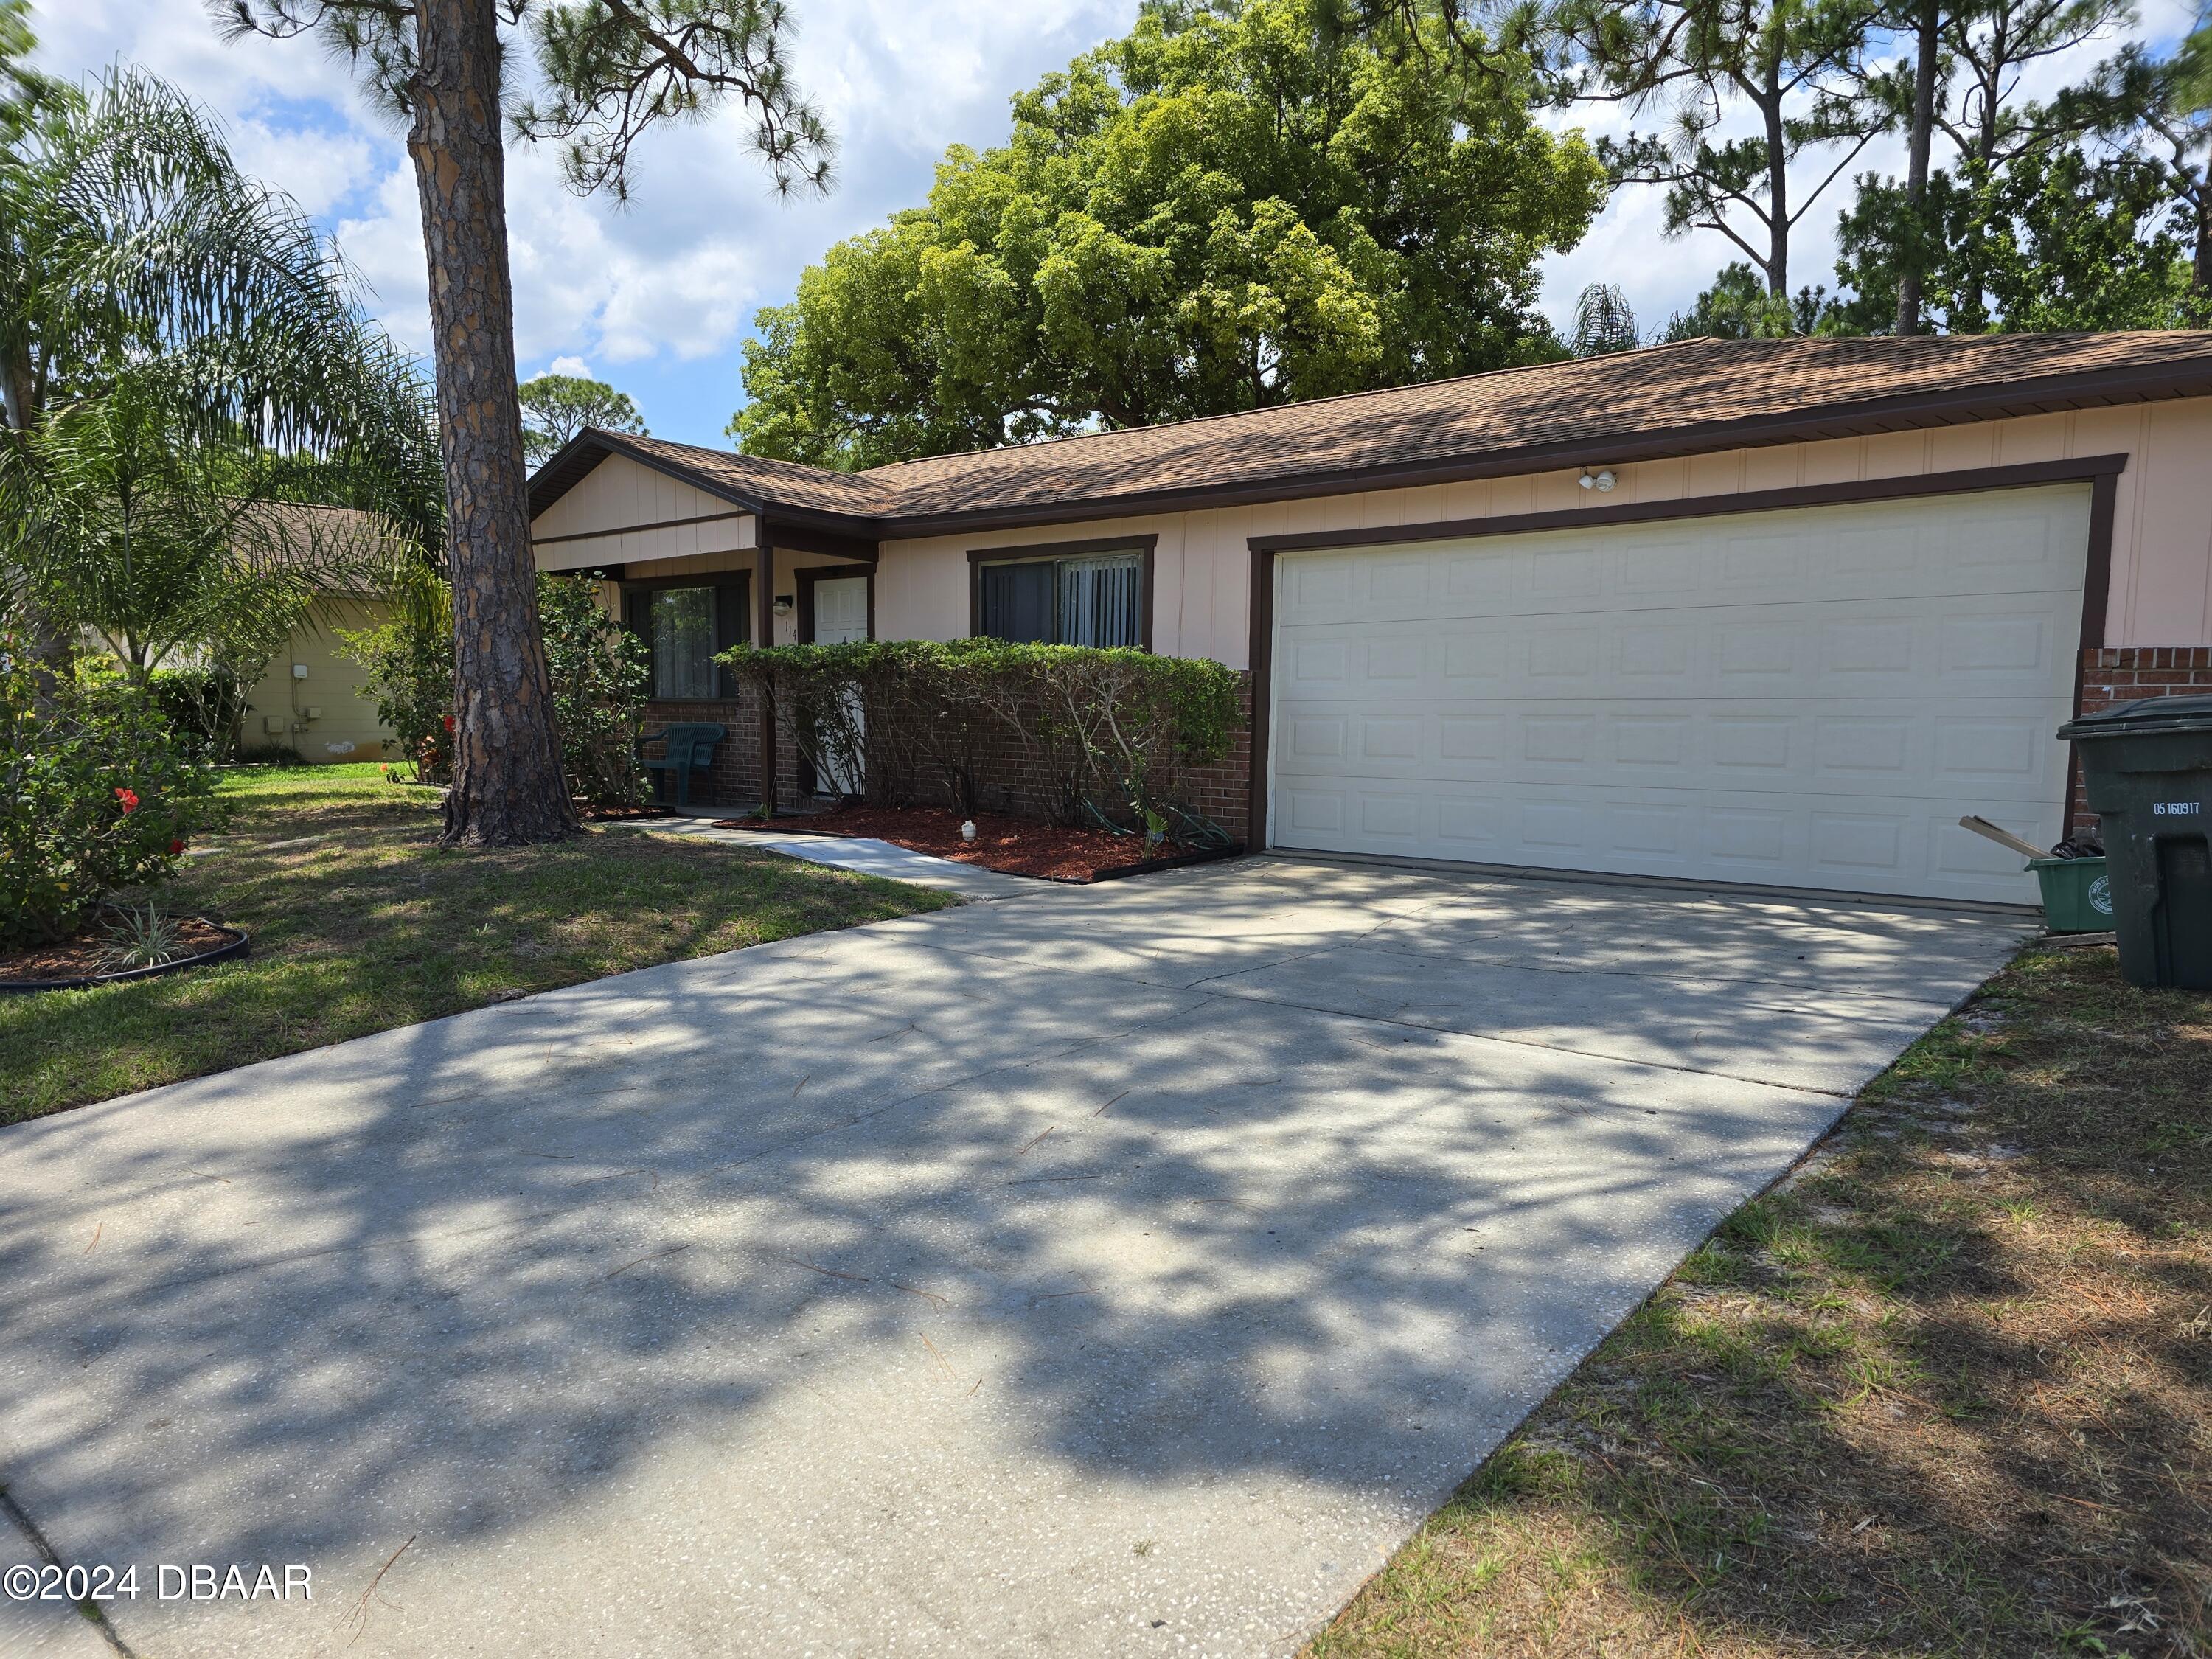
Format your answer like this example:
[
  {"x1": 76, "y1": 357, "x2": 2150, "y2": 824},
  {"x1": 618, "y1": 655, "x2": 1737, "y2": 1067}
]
[
  {"x1": 2153, "y1": 801, "x2": 2202, "y2": 816},
  {"x1": 2090, "y1": 874, "x2": 2114, "y2": 915}
]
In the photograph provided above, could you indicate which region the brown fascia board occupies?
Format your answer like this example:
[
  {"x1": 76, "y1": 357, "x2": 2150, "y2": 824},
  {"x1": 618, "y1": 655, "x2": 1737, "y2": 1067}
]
[
  {"x1": 526, "y1": 428, "x2": 771, "y2": 521},
  {"x1": 534, "y1": 355, "x2": 2212, "y2": 543}
]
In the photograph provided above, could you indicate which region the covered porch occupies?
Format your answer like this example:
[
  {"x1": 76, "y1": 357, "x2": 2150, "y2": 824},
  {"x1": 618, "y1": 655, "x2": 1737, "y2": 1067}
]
[{"x1": 530, "y1": 439, "x2": 880, "y2": 809}]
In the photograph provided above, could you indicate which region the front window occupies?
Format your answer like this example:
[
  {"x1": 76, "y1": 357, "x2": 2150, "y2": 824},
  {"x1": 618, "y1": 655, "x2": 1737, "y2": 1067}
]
[
  {"x1": 978, "y1": 551, "x2": 1142, "y2": 647},
  {"x1": 651, "y1": 587, "x2": 718, "y2": 699}
]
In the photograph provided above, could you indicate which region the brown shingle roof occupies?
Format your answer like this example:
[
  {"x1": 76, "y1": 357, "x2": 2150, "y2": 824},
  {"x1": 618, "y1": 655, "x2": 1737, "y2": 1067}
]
[{"x1": 532, "y1": 332, "x2": 2212, "y2": 537}]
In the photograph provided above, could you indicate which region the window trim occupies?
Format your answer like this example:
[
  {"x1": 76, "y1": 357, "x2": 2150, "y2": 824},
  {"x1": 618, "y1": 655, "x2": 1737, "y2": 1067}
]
[
  {"x1": 966, "y1": 534, "x2": 1156, "y2": 650},
  {"x1": 619, "y1": 571, "x2": 751, "y2": 703}
]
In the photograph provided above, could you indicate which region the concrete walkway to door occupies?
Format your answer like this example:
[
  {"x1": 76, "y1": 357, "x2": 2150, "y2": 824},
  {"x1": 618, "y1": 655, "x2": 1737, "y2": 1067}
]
[{"x1": 0, "y1": 858, "x2": 2029, "y2": 1658}]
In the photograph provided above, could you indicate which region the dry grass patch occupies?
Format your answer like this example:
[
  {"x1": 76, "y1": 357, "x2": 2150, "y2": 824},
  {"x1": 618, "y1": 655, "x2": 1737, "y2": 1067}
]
[{"x1": 1313, "y1": 943, "x2": 2212, "y2": 1658}]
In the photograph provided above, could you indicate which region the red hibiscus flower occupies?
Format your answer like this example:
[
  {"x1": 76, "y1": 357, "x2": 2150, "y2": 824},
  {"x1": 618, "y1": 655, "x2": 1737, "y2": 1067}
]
[
  {"x1": 114, "y1": 787, "x2": 139, "y2": 813},
  {"x1": 442, "y1": 714, "x2": 456, "y2": 732},
  {"x1": 168, "y1": 838, "x2": 187, "y2": 855}
]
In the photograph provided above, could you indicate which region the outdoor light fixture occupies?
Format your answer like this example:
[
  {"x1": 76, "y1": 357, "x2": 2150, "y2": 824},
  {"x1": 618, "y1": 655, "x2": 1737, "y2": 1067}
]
[
  {"x1": 773, "y1": 594, "x2": 796, "y2": 616},
  {"x1": 1578, "y1": 468, "x2": 1618, "y2": 492}
]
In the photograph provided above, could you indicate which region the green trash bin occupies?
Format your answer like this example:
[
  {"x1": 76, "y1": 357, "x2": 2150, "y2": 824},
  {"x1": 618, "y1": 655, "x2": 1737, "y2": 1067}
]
[
  {"x1": 2028, "y1": 855, "x2": 2114, "y2": 933},
  {"x1": 2056, "y1": 694, "x2": 2212, "y2": 990}
]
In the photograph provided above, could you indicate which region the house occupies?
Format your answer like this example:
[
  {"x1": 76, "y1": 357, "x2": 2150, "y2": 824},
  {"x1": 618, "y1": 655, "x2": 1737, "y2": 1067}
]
[
  {"x1": 234, "y1": 506, "x2": 404, "y2": 764},
  {"x1": 236, "y1": 590, "x2": 396, "y2": 763},
  {"x1": 528, "y1": 331, "x2": 2212, "y2": 908}
]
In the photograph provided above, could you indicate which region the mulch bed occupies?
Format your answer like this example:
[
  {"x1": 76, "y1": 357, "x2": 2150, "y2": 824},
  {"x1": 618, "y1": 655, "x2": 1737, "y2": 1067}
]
[
  {"x1": 580, "y1": 803, "x2": 671, "y2": 821},
  {"x1": 713, "y1": 804, "x2": 1211, "y2": 883},
  {"x1": 1, "y1": 917, "x2": 238, "y2": 986}
]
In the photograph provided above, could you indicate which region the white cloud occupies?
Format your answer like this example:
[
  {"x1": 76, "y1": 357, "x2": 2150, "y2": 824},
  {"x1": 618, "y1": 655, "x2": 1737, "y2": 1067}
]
[{"x1": 544, "y1": 356, "x2": 594, "y2": 379}]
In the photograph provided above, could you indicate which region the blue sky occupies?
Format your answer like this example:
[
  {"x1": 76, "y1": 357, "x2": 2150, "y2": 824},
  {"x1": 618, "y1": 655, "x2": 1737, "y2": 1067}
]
[{"x1": 29, "y1": 0, "x2": 2197, "y2": 451}]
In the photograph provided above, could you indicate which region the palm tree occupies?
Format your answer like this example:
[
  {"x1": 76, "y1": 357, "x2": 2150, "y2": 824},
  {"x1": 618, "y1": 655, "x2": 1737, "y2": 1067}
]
[{"x1": 0, "y1": 54, "x2": 439, "y2": 702}]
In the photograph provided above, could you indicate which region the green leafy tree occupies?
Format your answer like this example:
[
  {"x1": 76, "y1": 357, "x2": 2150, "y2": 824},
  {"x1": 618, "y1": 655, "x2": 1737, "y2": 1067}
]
[
  {"x1": 1, "y1": 60, "x2": 439, "y2": 721},
  {"x1": 731, "y1": 0, "x2": 1605, "y2": 469},
  {"x1": 1846, "y1": 0, "x2": 2137, "y2": 331},
  {"x1": 1833, "y1": 141, "x2": 2197, "y2": 328},
  {"x1": 1659, "y1": 259, "x2": 1827, "y2": 335},
  {"x1": 215, "y1": 0, "x2": 832, "y2": 847},
  {"x1": 2081, "y1": 15, "x2": 2212, "y2": 299},
  {"x1": 518, "y1": 372, "x2": 647, "y2": 465}
]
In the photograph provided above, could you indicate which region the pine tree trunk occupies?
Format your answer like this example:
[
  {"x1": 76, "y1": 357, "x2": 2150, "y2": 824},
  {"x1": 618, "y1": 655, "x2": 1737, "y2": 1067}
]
[
  {"x1": 1895, "y1": 0, "x2": 1940, "y2": 335},
  {"x1": 3, "y1": 341, "x2": 71, "y2": 706},
  {"x1": 1761, "y1": 82, "x2": 1790, "y2": 299},
  {"x1": 2194, "y1": 178, "x2": 2211, "y2": 299},
  {"x1": 408, "y1": 0, "x2": 576, "y2": 847}
]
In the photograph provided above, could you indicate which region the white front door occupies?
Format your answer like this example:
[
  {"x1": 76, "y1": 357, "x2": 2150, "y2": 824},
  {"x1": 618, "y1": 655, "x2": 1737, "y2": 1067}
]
[
  {"x1": 813, "y1": 577, "x2": 869, "y2": 644},
  {"x1": 1269, "y1": 484, "x2": 2093, "y2": 905},
  {"x1": 812, "y1": 577, "x2": 869, "y2": 796}
]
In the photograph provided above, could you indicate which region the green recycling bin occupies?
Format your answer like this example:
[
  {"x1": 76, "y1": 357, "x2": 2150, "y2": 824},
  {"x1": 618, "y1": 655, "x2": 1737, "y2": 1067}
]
[
  {"x1": 2028, "y1": 855, "x2": 2114, "y2": 933},
  {"x1": 2056, "y1": 694, "x2": 2212, "y2": 990}
]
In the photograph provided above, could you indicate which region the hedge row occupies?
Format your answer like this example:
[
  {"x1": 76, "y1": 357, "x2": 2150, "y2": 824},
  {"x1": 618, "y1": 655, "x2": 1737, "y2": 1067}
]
[{"x1": 719, "y1": 639, "x2": 1242, "y2": 831}]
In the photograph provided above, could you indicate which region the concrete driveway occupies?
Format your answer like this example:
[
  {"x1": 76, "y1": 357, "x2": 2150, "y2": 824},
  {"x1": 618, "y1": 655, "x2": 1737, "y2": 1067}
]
[{"x1": 0, "y1": 857, "x2": 2027, "y2": 1658}]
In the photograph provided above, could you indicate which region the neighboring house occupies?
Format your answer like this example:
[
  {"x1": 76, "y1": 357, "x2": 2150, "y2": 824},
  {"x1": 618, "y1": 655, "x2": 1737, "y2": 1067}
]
[
  {"x1": 236, "y1": 505, "x2": 401, "y2": 763},
  {"x1": 529, "y1": 332, "x2": 2212, "y2": 908},
  {"x1": 237, "y1": 591, "x2": 395, "y2": 763}
]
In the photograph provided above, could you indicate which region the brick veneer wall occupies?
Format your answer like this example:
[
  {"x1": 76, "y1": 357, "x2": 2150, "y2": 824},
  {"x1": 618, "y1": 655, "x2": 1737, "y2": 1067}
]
[
  {"x1": 2068, "y1": 647, "x2": 2212, "y2": 835},
  {"x1": 902, "y1": 674, "x2": 1255, "y2": 844},
  {"x1": 644, "y1": 673, "x2": 1256, "y2": 846},
  {"x1": 640, "y1": 689, "x2": 797, "y2": 809}
]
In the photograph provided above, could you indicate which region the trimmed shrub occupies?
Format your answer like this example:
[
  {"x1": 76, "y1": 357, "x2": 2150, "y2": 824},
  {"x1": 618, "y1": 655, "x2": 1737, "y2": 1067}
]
[
  {"x1": 722, "y1": 638, "x2": 1242, "y2": 830},
  {"x1": 539, "y1": 574, "x2": 650, "y2": 808},
  {"x1": 1, "y1": 641, "x2": 223, "y2": 948}
]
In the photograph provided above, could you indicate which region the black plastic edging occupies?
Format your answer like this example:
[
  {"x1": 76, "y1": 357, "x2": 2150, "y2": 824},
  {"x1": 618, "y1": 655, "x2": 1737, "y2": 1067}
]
[{"x1": 0, "y1": 924, "x2": 251, "y2": 995}]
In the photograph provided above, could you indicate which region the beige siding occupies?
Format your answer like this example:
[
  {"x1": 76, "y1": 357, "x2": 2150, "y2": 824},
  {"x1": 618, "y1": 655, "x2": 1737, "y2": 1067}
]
[
  {"x1": 533, "y1": 453, "x2": 757, "y2": 571},
  {"x1": 876, "y1": 397, "x2": 2212, "y2": 666},
  {"x1": 240, "y1": 597, "x2": 394, "y2": 762}
]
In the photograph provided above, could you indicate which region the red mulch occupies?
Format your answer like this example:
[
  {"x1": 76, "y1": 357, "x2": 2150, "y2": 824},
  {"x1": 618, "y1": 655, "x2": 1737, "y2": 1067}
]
[
  {"x1": 714, "y1": 805, "x2": 1172, "y2": 882},
  {"x1": 1, "y1": 917, "x2": 237, "y2": 985}
]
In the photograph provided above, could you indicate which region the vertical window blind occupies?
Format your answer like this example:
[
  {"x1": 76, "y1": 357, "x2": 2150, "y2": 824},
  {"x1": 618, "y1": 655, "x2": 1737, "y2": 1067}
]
[
  {"x1": 977, "y1": 550, "x2": 1143, "y2": 647},
  {"x1": 1058, "y1": 554, "x2": 1142, "y2": 648}
]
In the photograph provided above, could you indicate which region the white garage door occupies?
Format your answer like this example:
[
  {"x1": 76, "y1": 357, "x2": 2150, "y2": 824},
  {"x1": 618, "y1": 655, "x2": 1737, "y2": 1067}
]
[{"x1": 1268, "y1": 484, "x2": 2091, "y2": 905}]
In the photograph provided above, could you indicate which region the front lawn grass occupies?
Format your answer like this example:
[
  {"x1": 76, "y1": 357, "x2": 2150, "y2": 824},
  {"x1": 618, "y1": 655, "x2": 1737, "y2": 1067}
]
[
  {"x1": 1, "y1": 765, "x2": 953, "y2": 1125},
  {"x1": 1312, "y1": 943, "x2": 2212, "y2": 1658}
]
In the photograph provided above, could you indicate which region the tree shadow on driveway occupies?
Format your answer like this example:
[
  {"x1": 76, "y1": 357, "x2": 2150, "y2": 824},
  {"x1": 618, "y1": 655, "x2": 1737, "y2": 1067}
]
[{"x1": 0, "y1": 862, "x2": 2025, "y2": 1654}]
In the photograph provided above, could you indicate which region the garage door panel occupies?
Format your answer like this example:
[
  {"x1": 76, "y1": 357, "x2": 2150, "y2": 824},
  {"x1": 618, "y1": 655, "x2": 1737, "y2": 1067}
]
[
  {"x1": 1280, "y1": 487, "x2": 2090, "y2": 627},
  {"x1": 1272, "y1": 782, "x2": 2056, "y2": 902},
  {"x1": 1273, "y1": 698, "x2": 2071, "y2": 804},
  {"x1": 1284, "y1": 595, "x2": 2077, "y2": 704},
  {"x1": 1270, "y1": 485, "x2": 2092, "y2": 903}
]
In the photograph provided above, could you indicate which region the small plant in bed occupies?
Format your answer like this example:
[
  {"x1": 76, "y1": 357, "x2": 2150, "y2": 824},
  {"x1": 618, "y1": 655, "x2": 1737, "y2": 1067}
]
[{"x1": 97, "y1": 902, "x2": 187, "y2": 971}]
